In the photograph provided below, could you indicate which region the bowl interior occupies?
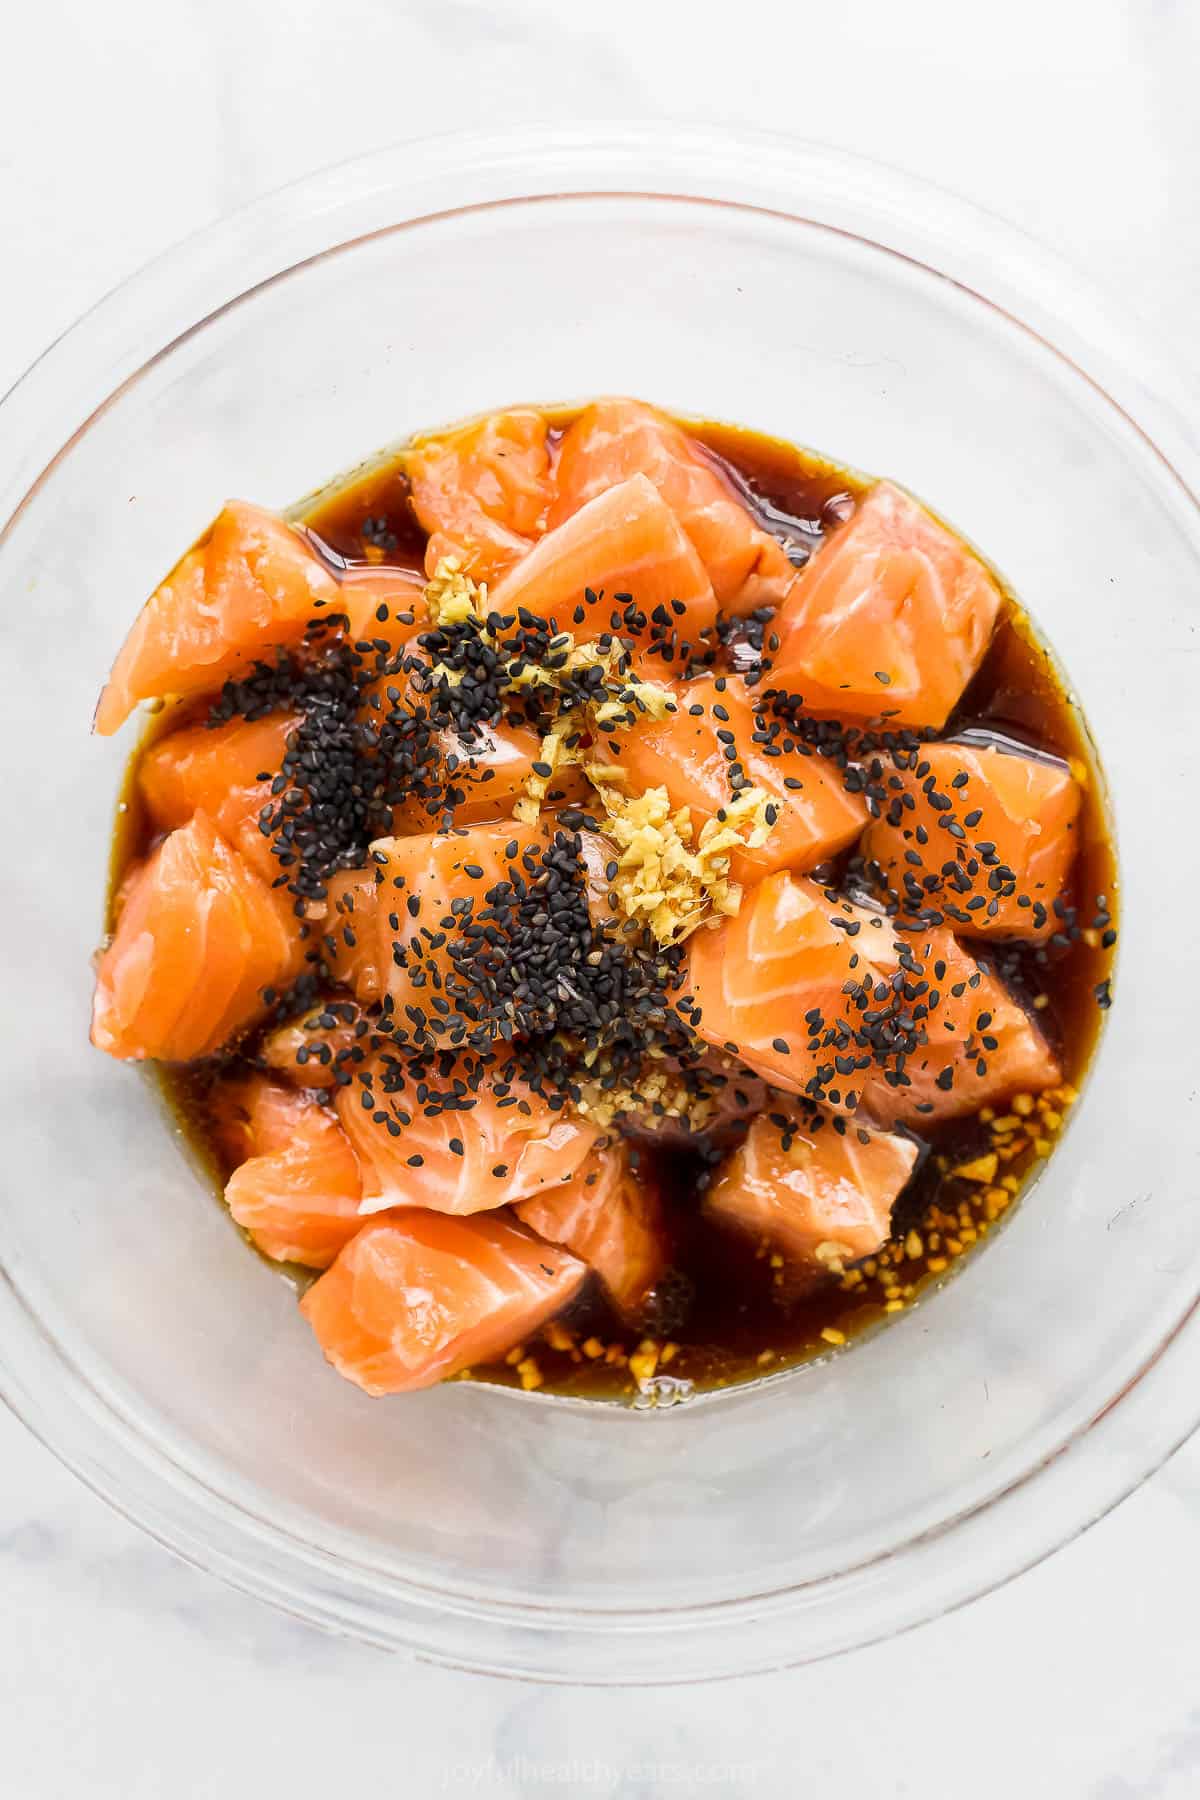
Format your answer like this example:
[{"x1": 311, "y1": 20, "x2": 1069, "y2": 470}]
[{"x1": 2, "y1": 185, "x2": 1197, "y2": 1667}]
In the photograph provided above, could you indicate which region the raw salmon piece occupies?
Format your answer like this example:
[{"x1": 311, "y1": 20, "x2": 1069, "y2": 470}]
[
  {"x1": 362, "y1": 818, "x2": 613, "y2": 1028},
  {"x1": 94, "y1": 503, "x2": 340, "y2": 735},
  {"x1": 225, "y1": 1092, "x2": 366, "y2": 1267},
  {"x1": 596, "y1": 673, "x2": 867, "y2": 884},
  {"x1": 352, "y1": 644, "x2": 444, "y2": 789},
  {"x1": 389, "y1": 715, "x2": 591, "y2": 833},
  {"x1": 260, "y1": 1003, "x2": 365, "y2": 1088},
  {"x1": 354, "y1": 644, "x2": 592, "y2": 829},
  {"x1": 407, "y1": 409, "x2": 553, "y2": 584},
  {"x1": 859, "y1": 924, "x2": 1060, "y2": 1125},
  {"x1": 705, "y1": 1110, "x2": 917, "y2": 1270},
  {"x1": 337, "y1": 1050, "x2": 600, "y2": 1215},
  {"x1": 489, "y1": 473, "x2": 717, "y2": 660},
  {"x1": 516, "y1": 1138, "x2": 668, "y2": 1323},
  {"x1": 110, "y1": 857, "x2": 144, "y2": 926},
  {"x1": 335, "y1": 565, "x2": 428, "y2": 650},
  {"x1": 91, "y1": 814, "x2": 301, "y2": 1062},
  {"x1": 208, "y1": 1072, "x2": 318, "y2": 1166},
  {"x1": 342, "y1": 578, "x2": 432, "y2": 753},
  {"x1": 315, "y1": 867, "x2": 386, "y2": 1001},
  {"x1": 862, "y1": 739, "x2": 1082, "y2": 939},
  {"x1": 300, "y1": 1211, "x2": 587, "y2": 1395},
  {"x1": 550, "y1": 398, "x2": 797, "y2": 614},
  {"x1": 683, "y1": 873, "x2": 891, "y2": 1102},
  {"x1": 166, "y1": 884, "x2": 254, "y2": 1055},
  {"x1": 768, "y1": 483, "x2": 1002, "y2": 729},
  {"x1": 138, "y1": 712, "x2": 300, "y2": 886}
]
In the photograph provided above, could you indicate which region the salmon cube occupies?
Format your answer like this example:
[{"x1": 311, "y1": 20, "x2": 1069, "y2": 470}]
[
  {"x1": 336, "y1": 1050, "x2": 599, "y2": 1217},
  {"x1": 388, "y1": 715, "x2": 590, "y2": 833},
  {"x1": 407, "y1": 408, "x2": 553, "y2": 585},
  {"x1": 225, "y1": 1092, "x2": 366, "y2": 1268},
  {"x1": 595, "y1": 672, "x2": 867, "y2": 884},
  {"x1": 260, "y1": 1004, "x2": 365, "y2": 1089},
  {"x1": 489, "y1": 473, "x2": 717, "y2": 661},
  {"x1": 860, "y1": 924, "x2": 1061, "y2": 1125},
  {"x1": 356, "y1": 655, "x2": 575, "y2": 835},
  {"x1": 767, "y1": 483, "x2": 1002, "y2": 729},
  {"x1": 683, "y1": 874, "x2": 1060, "y2": 1126},
  {"x1": 516, "y1": 1138, "x2": 669, "y2": 1323},
  {"x1": 354, "y1": 818, "x2": 612, "y2": 1031},
  {"x1": 335, "y1": 565, "x2": 428, "y2": 650},
  {"x1": 862, "y1": 739, "x2": 1082, "y2": 939},
  {"x1": 207, "y1": 1072, "x2": 322, "y2": 1166},
  {"x1": 706, "y1": 1110, "x2": 917, "y2": 1270},
  {"x1": 315, "y1": 866, "x2": 386, "y2": 1002},
  {"x1": 682, "y1": 873, "x2": 891, "y2": 1104},
  {"x1": 94, "y1": 502, "x2": 340, "y2": 735},
  {"x1": 550, "y1": 397, "x2": 797, "y2": 614},
  {"x1": 300, "y1": 1211, "x2": 588, "y2": 1394},
  {"x1": 91, "y1": 814, "x2": 301, "y2": 1062},
  {"x1": 138, "y1": 712, "x2": 300, "y2": 887}
]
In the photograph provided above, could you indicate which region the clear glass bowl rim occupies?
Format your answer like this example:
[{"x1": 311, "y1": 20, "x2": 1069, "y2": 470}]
[{"x1": 1, "y1": 123, "x2": 1197, "y2": 1682}]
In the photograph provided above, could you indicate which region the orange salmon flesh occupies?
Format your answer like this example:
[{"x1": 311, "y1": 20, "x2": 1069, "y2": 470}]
[{"x1": 94, "y1": 398, "x2": 1116, "y2": 1399}]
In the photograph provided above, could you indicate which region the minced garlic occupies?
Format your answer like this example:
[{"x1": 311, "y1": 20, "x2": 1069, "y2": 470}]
[
  {"x1": 813, "y1": 1239, "x2": 851, "y2": 1275},
  {"x1": 967, "y1": 1083, "x2": 1078, "y2": 1169},
  {"x1": 824, "y1": 1082, "x2": 1082, "y2": 1337},
  {"x1": 628, "y1": 1339, "x2": 662, "y2": 1384},
  {"x1": 950, "y1": 1151, "x2": 999, "y2": 1184}
]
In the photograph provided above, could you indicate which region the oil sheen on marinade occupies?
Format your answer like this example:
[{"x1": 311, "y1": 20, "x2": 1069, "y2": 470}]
[{"x1": 118, "y1": 409, "x2": 1116, "y2": 1401}]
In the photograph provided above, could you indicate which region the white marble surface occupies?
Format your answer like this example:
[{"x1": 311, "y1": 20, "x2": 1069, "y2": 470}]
[{"x1": 3, "y1": 0, "x2": 1199, "y2": 1791}]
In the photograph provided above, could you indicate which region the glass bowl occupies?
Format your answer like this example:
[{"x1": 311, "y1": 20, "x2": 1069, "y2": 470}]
[{"x1": 1, "y1": 127, "x2": 1197, "y2": 1683}]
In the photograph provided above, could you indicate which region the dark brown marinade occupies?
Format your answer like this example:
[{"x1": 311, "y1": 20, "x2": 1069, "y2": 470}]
[
  {"x1": 298, "y1": 456, "x2": 428, "y2": 571},
  {"x1": 113, "y1": 406, "x2": 1117, "y2": 1402}
]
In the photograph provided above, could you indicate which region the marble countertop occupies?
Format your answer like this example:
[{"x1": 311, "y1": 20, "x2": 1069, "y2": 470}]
[{"x1": 3, "y1": 1, "x2": 1197, "y2": 1792}]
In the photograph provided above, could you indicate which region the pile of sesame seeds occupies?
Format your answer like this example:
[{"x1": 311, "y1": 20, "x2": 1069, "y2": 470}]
[
  {"x1": 209, "y1": 580, "x2": 692, "y2": 915},
  {"x1": 205, "y1": 548, "x2": 1114, "y2": 1151},
  {"x1": 205, "y1": 577, "x2": 754, "y2": 1127}
]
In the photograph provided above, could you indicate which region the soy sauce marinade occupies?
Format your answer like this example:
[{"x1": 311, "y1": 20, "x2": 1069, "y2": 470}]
[{"x1": 116, "y1": 410, "x2": 1117, "y2": 1401}]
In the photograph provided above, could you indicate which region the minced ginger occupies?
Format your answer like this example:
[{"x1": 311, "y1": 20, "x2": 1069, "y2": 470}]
[
  {"x1": 584, "y1": 771, "x2": 775, "y2": 945},
  {"x1": 511, "y1": 650, "x2": 677, "y2": 822},
  {"x1": 423, "y1": 555, "x2": 487, "y2": 629}
]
